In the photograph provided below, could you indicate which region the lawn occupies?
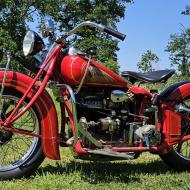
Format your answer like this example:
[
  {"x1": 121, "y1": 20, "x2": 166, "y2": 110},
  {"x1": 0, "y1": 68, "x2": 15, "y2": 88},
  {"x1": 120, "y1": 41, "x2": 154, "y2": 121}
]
[
  {"x1": 0, "y1": 148, "x2": 190, "y2": 190},
  {"x1": 1, "y1": 85, "x2": 190, "y2": 190}
]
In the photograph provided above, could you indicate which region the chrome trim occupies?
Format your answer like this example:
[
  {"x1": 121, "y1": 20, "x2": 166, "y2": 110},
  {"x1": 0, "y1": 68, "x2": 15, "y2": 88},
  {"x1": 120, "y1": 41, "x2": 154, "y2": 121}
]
[
  {"x1": 44, "y1": 19, "x2": 55, "y2": 34},
  {"x1": 0, "y1": 50, "x2": 10, "y2": 100},
  {"x1": 34, "y1": 53, "x2": 43, "y2": 64},
  {"x1": 41, "y1": 42, "x2": 56, "y2": 70},
  {"x1": 86, "y1": 149, "x2": 133, "y2": 159},
  {"x1": 75, "y1": 57, "x2": 91, "y2": 94},
  {"x1": 56, "y1": 84, "x2": 76, "y2": 103},
  {"x1": 175, "y1": 105, "x2": 190, "y2": 113},
  {"x1": 78, "y1": 118, "x2": 103, "y2": 148},
  {"x1": 45, "y1": 42, "x2": 57, "y2": 60},
  {"x1": 66, "y1": 21, "x2": 105, "y2": 37},
  {"x1": 111, "y1": 90, "x2": 128, "y2": 103},
  {"x1": 56, "y1": 21, "x2": 106, "y2": 43},
  {"x1": 23, "y1": 31, "x2": 35, "y2": 56},
  {"x1": 68, "y1": 47, "x2": 84, "y2": 56},
  {"x1": 56, "y1": 84, "x2": 78, "y2": 145}
]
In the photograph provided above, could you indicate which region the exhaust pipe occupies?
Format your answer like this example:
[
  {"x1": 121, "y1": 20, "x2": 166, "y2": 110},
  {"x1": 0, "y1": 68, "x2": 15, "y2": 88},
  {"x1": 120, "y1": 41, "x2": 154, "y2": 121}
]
[{"x1": 175, "y1": 105, "x2": 190, "y2": 113}]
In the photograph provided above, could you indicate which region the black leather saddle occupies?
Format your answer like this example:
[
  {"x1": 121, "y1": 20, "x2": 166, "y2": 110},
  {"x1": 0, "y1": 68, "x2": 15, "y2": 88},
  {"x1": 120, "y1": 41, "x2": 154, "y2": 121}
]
[{"x1": 121, "y1": 69, "x2": 175, "y2": 83}]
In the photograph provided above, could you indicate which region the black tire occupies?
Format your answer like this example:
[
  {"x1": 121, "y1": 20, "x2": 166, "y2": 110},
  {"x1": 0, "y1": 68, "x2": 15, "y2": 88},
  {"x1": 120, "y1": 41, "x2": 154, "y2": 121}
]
[
  {"x1": 0, "y1": 89, "x2": 44, "y2": 179},
  {"x1": 160, "y1": 147, "x2": 190, "y2": 171},
  {"x1": 160, "y1": 97, "x2": 190, "y2": 171}
]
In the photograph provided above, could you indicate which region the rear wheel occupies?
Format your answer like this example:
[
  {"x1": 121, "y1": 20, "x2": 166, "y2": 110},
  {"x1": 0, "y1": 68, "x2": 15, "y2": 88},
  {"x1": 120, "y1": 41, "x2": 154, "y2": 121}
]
[
  {"x1": 0, "y1": 89, "x2": 44, "y2": 179},
  {"x1": 160, "y1": 97, "x2": 190, "y2": 171}
]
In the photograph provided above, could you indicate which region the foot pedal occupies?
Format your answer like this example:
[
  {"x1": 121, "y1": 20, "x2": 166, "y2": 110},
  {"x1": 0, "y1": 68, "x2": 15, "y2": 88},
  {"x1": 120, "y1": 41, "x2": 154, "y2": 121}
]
[{"x1": 86, "y1": 148, "x2": 134, "y2": 160}]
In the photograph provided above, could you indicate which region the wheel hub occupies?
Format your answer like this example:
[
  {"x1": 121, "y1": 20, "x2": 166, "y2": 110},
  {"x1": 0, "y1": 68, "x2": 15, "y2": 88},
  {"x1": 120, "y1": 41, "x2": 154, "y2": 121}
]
[{"x1": 0, "y1": 129, "x2": 12, "y2": 145}]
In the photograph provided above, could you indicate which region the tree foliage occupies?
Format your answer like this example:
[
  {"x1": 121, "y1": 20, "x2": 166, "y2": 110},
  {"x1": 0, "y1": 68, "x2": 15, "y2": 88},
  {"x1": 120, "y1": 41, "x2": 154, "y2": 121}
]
[
  {"x1": 181, "y1": 5, "x2": 190, "y2": 15},
  {"x1": 0, "y1": 0, "x2": 133, "y2": 72},
  {"x1": 137, "y1": 50, "x2": 159, "y2": 72},
  {"x1": 166, "y1": 28, "x2": 190, "y2": 76}
]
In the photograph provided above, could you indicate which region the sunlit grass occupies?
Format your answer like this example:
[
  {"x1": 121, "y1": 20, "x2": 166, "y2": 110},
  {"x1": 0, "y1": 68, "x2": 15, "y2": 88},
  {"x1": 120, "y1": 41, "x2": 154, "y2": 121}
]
[
  {"x1": 1, "y1": 82, "x2": 190, "y2": 189},
  {"x1": 0, "y1": 149, "x2": 190, "y2": 190}
]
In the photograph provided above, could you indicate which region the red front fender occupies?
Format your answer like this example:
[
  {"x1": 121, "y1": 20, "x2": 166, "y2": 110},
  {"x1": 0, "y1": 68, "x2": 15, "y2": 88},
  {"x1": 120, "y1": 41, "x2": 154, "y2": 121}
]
[{"x1": 0, "y1": 71, "x2": 60, "y2": 160}]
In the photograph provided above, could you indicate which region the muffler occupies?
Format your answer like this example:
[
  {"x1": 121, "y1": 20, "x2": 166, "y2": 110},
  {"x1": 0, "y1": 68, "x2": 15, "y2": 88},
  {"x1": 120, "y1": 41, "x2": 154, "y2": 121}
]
[{"x1": 175, "y1": 105, "x2": 190, "y2": 113}]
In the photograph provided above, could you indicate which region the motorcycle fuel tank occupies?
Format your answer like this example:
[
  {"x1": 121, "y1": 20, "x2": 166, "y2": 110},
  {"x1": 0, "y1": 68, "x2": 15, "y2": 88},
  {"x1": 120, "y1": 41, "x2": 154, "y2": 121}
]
[{"x1": 61, "y1": 55, "x2": 128, "y2": 88}]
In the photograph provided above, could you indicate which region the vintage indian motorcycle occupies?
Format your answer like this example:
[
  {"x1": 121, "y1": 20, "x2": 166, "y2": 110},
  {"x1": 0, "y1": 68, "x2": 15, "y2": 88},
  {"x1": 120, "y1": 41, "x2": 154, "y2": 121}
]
[{"x1": 0, "y1": 20, "x2": 190, "y2": 179}]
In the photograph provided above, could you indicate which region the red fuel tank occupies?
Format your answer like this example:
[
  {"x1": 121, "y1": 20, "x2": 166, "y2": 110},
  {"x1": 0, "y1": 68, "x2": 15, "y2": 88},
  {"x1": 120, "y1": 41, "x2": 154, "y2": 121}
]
[{"x1": 61, "y1": 55, "x2": 128, "y2": 88}]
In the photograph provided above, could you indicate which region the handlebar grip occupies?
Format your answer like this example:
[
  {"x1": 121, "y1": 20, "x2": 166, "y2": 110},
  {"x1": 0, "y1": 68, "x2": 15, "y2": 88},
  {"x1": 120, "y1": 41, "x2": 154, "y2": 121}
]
[{"x1": 103, "y1": 26, "x2": 126, "y2": 41}]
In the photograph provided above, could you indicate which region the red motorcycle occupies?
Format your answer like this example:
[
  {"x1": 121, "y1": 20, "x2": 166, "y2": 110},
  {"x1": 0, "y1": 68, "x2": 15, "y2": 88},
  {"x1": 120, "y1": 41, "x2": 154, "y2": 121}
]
[{"x1": 0, "y1": 20, "x2": 190, "y2": 180}]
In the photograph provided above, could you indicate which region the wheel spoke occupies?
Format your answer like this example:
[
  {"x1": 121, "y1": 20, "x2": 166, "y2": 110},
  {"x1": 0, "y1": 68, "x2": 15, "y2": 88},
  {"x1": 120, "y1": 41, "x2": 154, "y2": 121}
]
[
  {"x1": 0, "y1": 94, "x2": 40, "y2": 168},
  {"x1": 0, "y1": 144, "x2": 10, "y2": 165},
  {"x1": 174, "y1": 98, "x2": 190, "y2": 159}
]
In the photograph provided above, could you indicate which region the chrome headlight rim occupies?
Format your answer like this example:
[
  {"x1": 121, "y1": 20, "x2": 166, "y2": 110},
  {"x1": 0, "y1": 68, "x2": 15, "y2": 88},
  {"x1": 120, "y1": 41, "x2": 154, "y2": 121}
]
[
  {"x1": 23, "y1": 31, "x2": 44, "y2": 57},
  {"x1": 23, "y1": 31, "x2": 35, "y2": 56}
]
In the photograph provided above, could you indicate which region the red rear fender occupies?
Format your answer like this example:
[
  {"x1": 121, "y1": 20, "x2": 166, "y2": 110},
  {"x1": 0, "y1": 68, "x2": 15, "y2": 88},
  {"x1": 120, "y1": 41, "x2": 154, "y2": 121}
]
[
  {"x1": 165, "y1": 82, "x2": 190, "y2": 107},
  {"x1": 0, "y1": 71, "x2": 60, "y2": 160}
]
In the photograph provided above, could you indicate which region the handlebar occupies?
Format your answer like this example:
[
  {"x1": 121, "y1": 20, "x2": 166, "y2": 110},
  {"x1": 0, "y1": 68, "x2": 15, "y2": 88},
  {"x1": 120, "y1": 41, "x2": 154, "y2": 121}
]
[
  {"x1": 103, "y1": 26, "x2": 126, "y2": 41},
  {"x1": 57, "y1": 21, "x2": 126, "y2": 42}
]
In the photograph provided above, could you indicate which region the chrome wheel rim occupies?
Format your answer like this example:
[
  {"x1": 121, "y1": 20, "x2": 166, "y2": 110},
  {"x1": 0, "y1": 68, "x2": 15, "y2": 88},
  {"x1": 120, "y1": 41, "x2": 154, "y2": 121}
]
[{"x1": 0, "y1": 95, "x2": 39, "y2": 171}]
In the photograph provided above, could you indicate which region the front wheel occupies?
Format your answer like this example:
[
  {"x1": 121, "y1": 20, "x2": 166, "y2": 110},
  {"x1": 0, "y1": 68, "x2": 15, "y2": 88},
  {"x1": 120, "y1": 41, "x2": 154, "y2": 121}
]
[
  {"x1": 160, "y1": 97, "x2": 190, "y2": 171},
  {"x1": 0, "y1": 89, "x2": 44, "y2": 179}
]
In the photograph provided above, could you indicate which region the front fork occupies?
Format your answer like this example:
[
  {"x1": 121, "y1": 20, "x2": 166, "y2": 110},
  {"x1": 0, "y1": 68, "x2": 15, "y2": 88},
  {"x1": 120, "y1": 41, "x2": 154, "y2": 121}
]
[{"x1": 0, "y1": 44, "x2": 62, "y2": 128}]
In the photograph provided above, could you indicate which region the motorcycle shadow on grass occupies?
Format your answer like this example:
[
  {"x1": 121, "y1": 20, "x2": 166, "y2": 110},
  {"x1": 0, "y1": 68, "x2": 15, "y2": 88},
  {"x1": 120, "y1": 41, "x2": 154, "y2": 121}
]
[{"x1": 37, "y1": 157, "x2": 172, "y2": 184}]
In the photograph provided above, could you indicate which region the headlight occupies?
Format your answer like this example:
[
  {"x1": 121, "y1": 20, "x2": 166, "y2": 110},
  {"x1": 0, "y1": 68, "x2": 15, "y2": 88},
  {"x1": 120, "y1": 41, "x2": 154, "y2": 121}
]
[{"x1": 23, "y1": 31, "x2": 44, "y2": 56}]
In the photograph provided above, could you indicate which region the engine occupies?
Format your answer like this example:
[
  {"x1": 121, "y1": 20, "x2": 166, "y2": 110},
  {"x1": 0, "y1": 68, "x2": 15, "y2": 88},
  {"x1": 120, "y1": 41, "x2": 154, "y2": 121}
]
[
  {"x1": 76, "y1": 88, "x2": 133, "y2": 144},
  {"x1": 76, "y1": 88, "x2": 159, "y2": 147}
]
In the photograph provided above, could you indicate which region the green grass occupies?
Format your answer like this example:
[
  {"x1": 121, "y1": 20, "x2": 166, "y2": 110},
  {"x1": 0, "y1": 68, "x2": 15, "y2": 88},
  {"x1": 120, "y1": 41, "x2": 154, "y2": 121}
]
[
  {"x1": 5, "y1": 85, "x2": 186, "y2": 190},
  {"x1": 0, "y1": 149, "x2": 190, "y2": 190},
  {"x1": 2, "y1": 80, "x2": 190, "y2": 190}
]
